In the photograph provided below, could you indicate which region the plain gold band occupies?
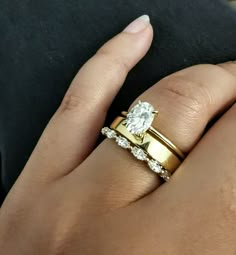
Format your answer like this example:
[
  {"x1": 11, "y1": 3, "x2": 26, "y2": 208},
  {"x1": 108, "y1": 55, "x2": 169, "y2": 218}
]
[
  {"x1": 110, "y1": 116, "x2": 183, "y2": 173},
  {"x1": 148, "y1": 127, "x2": 185, "y2": 159}
]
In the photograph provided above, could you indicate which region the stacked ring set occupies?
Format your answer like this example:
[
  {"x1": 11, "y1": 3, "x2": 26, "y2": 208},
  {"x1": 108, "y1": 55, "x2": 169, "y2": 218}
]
[{"x1": 102, "y1": 101, "x2": 185, "y2": 181}]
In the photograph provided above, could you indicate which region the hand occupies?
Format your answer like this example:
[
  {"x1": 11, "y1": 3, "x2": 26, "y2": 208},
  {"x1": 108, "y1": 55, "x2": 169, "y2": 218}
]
[{"x1": 0, "y1": 15, "x2": 236, "y2": 255}]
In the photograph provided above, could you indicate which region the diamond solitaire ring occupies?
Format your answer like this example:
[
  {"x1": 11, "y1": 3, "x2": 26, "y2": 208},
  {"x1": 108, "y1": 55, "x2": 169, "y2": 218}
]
[
  {"x1": 102, "y1": 101, "x2": 185, "y2": 180},
  {"x1": 121, "y1": 101, "x2": 184, "y2": 160},
  {"x1": 123, "y1": 101, "x2": 158, "y2": 136}
]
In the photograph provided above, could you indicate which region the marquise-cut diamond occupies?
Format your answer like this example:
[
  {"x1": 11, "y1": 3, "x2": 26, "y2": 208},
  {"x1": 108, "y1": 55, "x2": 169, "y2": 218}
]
[
  {"x1": 116, "y1": 136, "x2": 130, "y2": 149},
  {"x1": 131, "y1": 147, "x2": 147, "y2": 161},
  {"x1": 148, "y1": 159, "x2": 162, "y2": 174},
  {"x1": 125, "y1": 101, "x2": 155, "y2": 135},
  {"x1": 107, "y1": 130, "x2": 116, "y2": 139}
]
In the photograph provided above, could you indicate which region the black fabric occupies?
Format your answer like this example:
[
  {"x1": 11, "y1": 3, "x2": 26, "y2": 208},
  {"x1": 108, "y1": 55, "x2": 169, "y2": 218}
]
[{"x1": 0, "y1": 0, "x2": 236, "y2": 202}]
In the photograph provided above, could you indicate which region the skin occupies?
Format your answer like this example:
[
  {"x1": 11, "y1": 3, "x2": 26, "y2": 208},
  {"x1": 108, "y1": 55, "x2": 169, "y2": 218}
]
[{"x1": 0, "y1": 16, "x2": 236, "y2": 255}]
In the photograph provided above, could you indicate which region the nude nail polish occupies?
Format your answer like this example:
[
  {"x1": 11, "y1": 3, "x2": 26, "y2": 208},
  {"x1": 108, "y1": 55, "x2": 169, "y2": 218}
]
[{"x1": 123, "y1": 15, "x2": 150, "y2": 34}]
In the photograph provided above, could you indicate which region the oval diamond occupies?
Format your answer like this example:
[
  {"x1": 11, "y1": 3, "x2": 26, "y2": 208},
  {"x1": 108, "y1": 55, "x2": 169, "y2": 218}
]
[{"x1": 125, "y1": 101, "x2": 155, "y2": 135}]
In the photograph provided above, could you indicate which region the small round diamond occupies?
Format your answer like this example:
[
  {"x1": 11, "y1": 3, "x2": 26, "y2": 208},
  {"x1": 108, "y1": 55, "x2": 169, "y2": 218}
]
[
  {"x1": 162, "y1": 175, "x2": 170, "y2": 182},
  {"x1": 148, "y1": 159, "x2": 162, "y2": 174},
  {"x1": 131, "y1": 147, "x2": 147, "y2": 161},
  {"x1": 160, "y1": 170, "x2": 171, "y2": 182},
  {"x1": 116, "y1": 136, "x2": 131, "y2": 149},
  {"x1": 101, "y1": 127, "x2": 109, "y2": 135}
]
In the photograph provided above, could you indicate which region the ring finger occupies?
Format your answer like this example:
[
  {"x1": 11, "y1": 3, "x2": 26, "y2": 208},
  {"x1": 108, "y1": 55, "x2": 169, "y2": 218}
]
[{"x1": 69, "y1": 62, "x2": 236, "y2": 208}]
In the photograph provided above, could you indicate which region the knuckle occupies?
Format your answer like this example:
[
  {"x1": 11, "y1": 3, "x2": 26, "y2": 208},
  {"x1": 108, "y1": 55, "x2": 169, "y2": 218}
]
[
  {"x1": 218, "y1": 61, "x2": 236, "y2": 78},
  {"x1": 206, "y1": 63, "x2": 236, "y2": 86},
  {"x1": 96, "y1": 47, "x2": 129, "y2": 78},
  {"x1": 59, "y1": 93, "x2": 83, "y2": 113},
  {"x1": 160, "y1": 75, "x2": 207, "y2": 116},
  {"x1": 198, "y1": 63, "x2": 233, "y2": 75}
]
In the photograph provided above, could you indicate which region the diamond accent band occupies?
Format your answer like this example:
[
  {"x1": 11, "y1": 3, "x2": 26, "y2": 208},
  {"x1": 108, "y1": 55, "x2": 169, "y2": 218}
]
[
  {"x1": 131, "y1": 147, "x2": 147, "y2": 161},
  {"x1": 116, "y1": 136, "x2": 131, "y2": 149},
  {"x1": 101, "y1": 127, "x2": 171, "y2": 182},
  {"x1": 148, "y1": 159, "x2": 162, "y2": 174}
]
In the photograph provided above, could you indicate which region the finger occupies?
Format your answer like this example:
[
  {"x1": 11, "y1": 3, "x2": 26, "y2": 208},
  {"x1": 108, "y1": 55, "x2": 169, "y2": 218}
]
[
  {"x1": 141, "y1": 104, "x2": 236, "y2": 254},
  {"x1": 160, "y1": 102, "x2": 236, "y2": 195},
  {"x1": 70, "y1": 63, "x2": 236, "y2": 208},
  {"x1": 21, "y1": 15, "x2": 153, "y2": 183},
  {"x1": 134, "y1": 63, "x2": 236, "y2": 153}
]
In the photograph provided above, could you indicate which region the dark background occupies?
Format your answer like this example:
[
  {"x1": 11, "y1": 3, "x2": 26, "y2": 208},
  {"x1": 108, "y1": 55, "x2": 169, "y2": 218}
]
[{"x1": 1, "y1": 0, "x2": 236, "y2": 203}]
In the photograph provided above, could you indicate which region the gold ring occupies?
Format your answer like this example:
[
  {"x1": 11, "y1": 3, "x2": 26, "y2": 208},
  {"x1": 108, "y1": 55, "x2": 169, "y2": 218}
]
[
  {"x1": 110, "y1": 116, "x2": 182, "y2": 173},
  {"x1": 101, "y1": 127, "x2": 171, "y2": 181},
  {"x1": 121, "y1": 110, "x2": 184, "y2": 159},
  {"x1": 102, "y1": 101, "x2": 185, "y2": 180}
]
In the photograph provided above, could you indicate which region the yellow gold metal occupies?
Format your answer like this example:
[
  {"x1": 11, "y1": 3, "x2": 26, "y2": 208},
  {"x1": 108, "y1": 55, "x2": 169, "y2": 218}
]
[
  {"x1": 121, "y1": 111, "x2": 185, "y2": 160},
  {"x1": 110, "y1": 116, "x2": 183, "y2": 173},
  {"x1": 134, "y1": 133, "x2": 145, "y2": 143},
  {"x1": 122, "y1": 110, "x2": 159, "y2": 116},
  {"x1": 148, "y1": 127, "x2": 185, "y2": 159}
]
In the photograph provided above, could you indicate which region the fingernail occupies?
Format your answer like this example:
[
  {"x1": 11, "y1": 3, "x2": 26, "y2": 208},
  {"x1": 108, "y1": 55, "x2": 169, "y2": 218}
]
[{"x1": 123, "y1": 15, "x2": 150, "y2": 34}]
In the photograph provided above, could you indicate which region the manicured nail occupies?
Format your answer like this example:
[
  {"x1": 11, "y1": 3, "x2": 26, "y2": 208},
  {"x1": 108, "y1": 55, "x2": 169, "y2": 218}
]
[{"x1": 123, "y1": 15, "x2": 150, "y2": 34}]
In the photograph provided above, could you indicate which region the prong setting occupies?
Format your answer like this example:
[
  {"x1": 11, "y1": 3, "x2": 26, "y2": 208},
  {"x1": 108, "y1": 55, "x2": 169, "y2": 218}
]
[{"x1": 124, "y1": 101, "x2": 157, "y2": 135}]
